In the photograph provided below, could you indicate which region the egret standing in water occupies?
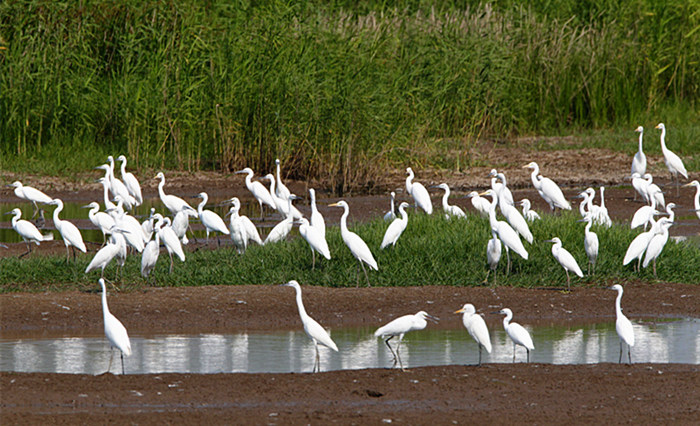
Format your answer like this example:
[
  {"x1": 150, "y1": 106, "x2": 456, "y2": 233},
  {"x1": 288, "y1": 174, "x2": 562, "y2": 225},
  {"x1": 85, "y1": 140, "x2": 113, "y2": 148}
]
[
  {"x1": 329, "y1": 200, "x2": 378, "y2": 286},
  {"x1": 656, "y1": 123, "x2": 688, "y2": 195},
  {"x1": 380, "y1": 202, "x2": 410, "y2": 249},
  {"x1": 610, "y1": 284, "x2": 635, "y2": 364},
  {"x1": 374, "y1": 311, "x2": 439, "y2": 370},
  {"x1": 8, "y1": 181, "x2": 53, "y2": 217},
  {"x1": 5, "y1": 208, "x2": 54, "y2": 258},
  {"x1": 405, "y1": 167, "x2": 433, "y2": 214},
  {"x1": 49, "y1": 198, "x2": 87, "y2": 261},
  {"x1": 99, "y1": 278, "x2": 132, "y2": 374},
  {"x1": 499, "y1": 308, "x2": 534, "y2": 363},
  {"x1": 455, "y1": 304, "x2": 492, "y2": 366},
  {"x1": 282, "y1": 281, "x2": 338, "y2": 373},
  {"x1": 545, "y1": 237, "x2": 584, "y2": 291}
]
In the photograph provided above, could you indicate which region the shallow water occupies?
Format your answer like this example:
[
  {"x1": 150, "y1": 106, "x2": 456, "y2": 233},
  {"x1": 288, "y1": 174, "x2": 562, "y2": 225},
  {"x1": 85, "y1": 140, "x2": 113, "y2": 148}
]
[{"x1": 1, "y1": 319, "x2": 697, "y2": 374}]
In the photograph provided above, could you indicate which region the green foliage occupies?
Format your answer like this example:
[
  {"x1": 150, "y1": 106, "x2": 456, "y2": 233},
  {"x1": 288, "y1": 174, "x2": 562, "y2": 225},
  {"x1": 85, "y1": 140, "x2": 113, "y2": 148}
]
[
  {"x1": 1, "y1": 211, "x2": 699, "y2": 293},
  {"x1": 1, "y1": 1, "x2": 698, "y2": 189}
]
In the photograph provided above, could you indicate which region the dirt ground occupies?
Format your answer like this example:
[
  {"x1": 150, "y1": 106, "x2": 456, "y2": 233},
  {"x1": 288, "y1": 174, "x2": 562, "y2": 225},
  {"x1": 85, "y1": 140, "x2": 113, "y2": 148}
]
[{"x1": 1, "y1": 145, "x2": 699, "y2": 424}]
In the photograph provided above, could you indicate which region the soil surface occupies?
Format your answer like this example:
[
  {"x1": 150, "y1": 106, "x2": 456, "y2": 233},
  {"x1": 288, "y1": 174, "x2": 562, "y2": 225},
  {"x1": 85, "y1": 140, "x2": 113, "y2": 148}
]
[{"x1": 2, "y1": 145, "x2": 699, "y2": 424}]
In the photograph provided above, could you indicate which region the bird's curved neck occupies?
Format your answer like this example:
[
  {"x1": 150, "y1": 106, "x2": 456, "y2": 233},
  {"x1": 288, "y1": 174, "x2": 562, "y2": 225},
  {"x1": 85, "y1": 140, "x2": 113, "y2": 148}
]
[
  {"x1": 310, "y1": 197, "x2": 319, "y2": 215},
  {"x1": 529, "y1": 168, "x2": 540, "y2": 187},
  {"x1": 638, "y1": 131, "x2": 644, "y2": 152},
  {"x1": 100, "y1": 283, "x2": 110, "y2": 317},
  {"x1": 276, "y1": 163, "x2": 282, "y2": 181},
  {"x1": 659, "y1": 127, "x2": 667, "y2": 150},
  {"x1": 198, "y1": 195, "x2": 207, "y2": 213},
  {"x1": 398, "y1": 204, "x2": 408, "y2": 220},
  {"x1": 600, "y1": 188, "x2": 606, "y2": 207},
  {"x1": 52, "y1": 203, "x2": 63, "y2": 222},
  {"x1": 11, "y1": 212, "x2": 21, "y2": 225},
  {"x1": 157, "y1": 177, "x2": 166, "y2": 197},
  {"x1": 585, "y1": 221, "x2": 593, "y2": 233},
  {"x1": 615, "y1": 289, "x2": 623, "y2": 317},
  {"x1": 487, "y1": 197, "x2": 498, "y2": 228},
  {"x1": 502, "y1": 314, "x2": 511, "y2": 328},
  {"x1": 339, "y1": 206, "x2": 350, "y2": 231},
  {"x1": 120, "y1": 160, "x2": 127, "y2": 175},
  {"x1": 293, "y1": 287, "x2": 309, "y2": 320}
]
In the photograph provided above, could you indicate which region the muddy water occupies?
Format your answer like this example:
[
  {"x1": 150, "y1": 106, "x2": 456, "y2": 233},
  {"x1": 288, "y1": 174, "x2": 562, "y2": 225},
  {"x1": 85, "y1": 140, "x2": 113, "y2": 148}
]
[{"x1": 1, "y1": 319, "x2": 697, "y2": 374}]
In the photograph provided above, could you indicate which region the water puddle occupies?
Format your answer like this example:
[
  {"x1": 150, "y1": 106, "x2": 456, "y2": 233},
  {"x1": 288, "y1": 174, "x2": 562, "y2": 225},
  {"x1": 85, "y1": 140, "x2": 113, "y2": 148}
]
[{"x1": 1, "y1": 319, "x2": 697, "y2": 374}]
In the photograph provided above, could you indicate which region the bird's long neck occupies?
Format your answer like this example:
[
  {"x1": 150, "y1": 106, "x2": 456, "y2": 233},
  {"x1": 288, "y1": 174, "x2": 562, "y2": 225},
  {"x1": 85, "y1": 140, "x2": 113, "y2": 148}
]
[
  {"x1": 276, "y1": 163, "x2": 282, "y2": 182},
  {"x1": 585, "y1": 221, "x2": 593, "y2": 234},
  {"x1": 600, "y1": 188, "x2": 606, "y2": 208},
  {"x1": 638, "y1": 131, "x2": 644, "y2": 153},
  {"x1": 310, "y1": 193, "x2": 319, "y2": 215},
  {"x1": 11, "y1": 212, "x2": 20, "y2": 226},
  {"x1": 198, "y1": 195, "x2": 207, "y2": 213},
  {"x1": 339, "y1": 206, "x2": 350, "y2": 234},
  {"x1": 502, "y1": 313, "x2": 511, "y2": 328},
  {"x1": 52, "y1": 202, "x2": 63, "y2": 223},
  {"x1": 579, "y1": 196, "x2": 588, "y2": 216},
  {"x1": 406, "y1": 172, "x2": 414, "y2": 192},
  {"x1": 529, "y1": 168, "x2": 540, "y2": 188},
  {"x1": 102, "y1": 183, "x2": 111, "y2": 206},
  {"x1": 398, "y1": 204, "x2": 408, "y2": 220},
  {"x1": 487, "y1": 196, "x2": 498, "y2": 229},
  {"x1": 294, "y1": 287, "x2": 309, "y2": 320},
  {"x1": 157, "y1": 177, "x2": 166, "y2": 198},
  {"x1": 120, "y1": 160, "x2": 127, "y2": 177},
  {"x1": 442, "y1": 190, "x2": 450, "y2": 209},
  {"x1": 100, "y1": 282, "x2": 110, "y2": 318},
  {"x1": 659, "y1": 127, "x2": 667, "y2": 151},
  {"x1": 615, "y1": 289, "x2": 623, "y2": 318},
  {"x1": 285, "y1": 197, "x2": 294, "y2": 219}
]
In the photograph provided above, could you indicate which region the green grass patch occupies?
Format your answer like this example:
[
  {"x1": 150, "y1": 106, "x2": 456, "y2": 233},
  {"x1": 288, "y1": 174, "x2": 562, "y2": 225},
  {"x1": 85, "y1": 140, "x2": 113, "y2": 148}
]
[{"x1": 2, "y1": 211, "x2": 699, "y2": 293}]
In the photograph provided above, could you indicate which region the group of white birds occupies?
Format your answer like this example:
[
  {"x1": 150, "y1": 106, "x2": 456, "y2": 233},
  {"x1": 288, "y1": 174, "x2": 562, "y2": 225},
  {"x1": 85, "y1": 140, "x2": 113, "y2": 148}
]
[{"x1": 2, "y1": 123, "x2": 696, "y2": 373}]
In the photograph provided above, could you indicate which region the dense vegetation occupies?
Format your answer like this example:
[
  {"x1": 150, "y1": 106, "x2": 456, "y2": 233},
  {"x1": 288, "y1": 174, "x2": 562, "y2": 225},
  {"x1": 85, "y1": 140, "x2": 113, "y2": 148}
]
[
  {"x1": 2, "y1": 212, "x2": 699, "y2": 292},
  {"x1": 1, "y1": 0, "x2": 698, "y2": 191}
]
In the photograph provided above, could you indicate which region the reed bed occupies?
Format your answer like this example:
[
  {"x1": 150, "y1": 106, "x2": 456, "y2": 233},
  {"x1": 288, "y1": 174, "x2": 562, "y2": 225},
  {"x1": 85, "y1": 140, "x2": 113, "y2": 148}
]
[{"x1": 1, "y1": 1, "x2": 698, "y2": 190}]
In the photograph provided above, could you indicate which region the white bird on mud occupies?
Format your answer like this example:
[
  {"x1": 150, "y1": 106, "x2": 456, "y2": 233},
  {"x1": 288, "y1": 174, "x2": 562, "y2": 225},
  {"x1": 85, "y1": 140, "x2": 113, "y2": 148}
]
[
  {"x1": 195, "y1": 192, "x2": 230, "y2": 246},
  {"x1": 523, "y1": 162, "x2": 571, "y2": 211},
  {"x1": 374, "y1": 311, "x2": 439, "y2": 370},
  {"x1": 235, "y1": 167, "x2": 276, "y2": 219},
  {"x1": 83, "y1": 202, "x2": 116, "y2": 244},
  {"x1": 274, "y1": 158, "x2": 291, "y2": 201},
  {"x1": 545, "y1": 237, "x2": 584, "y2": 291},
  {"x1": 226, "y1": 197, "x2": 263, "y2": 254},
  {"x1": 117, "y1": 155, "x2": 143, "y2": 205},
  {"x1": 154, "y1": 172, "x2": 196, "y2": 217},
  {"x1": 519, "y1": 199, "x2": 541, "y2": 222},
  {"x1": 329, "y1": 200, "x2": 378, "y2": 286},
  {"x1": 581, "y1": 214, "x2": 599, "y2": 276},
  {"x1": 49, "y1": 198, "x2": 87, "y2": 261},
  {"x1": 642, "y1": 217, "x2": 674, "y2": 277},
  {"x1": 380, "y1": 202, "x2": 410, "y2": 249},
  {"x1": 467, "y1": 191, "x2": 491, "y2": 218},
  {"x1": 434, "y1": 183, "x2": 466, "y2": 219},
  {"x1": 484, "y1": 229, "x2": 502, "y2": 285},
  {"x1": 631, "y1": 126, "x2": 646, "y2": 178},
  {"x1": 683, "y1": 180, "x2": 700, "y2": 221},
  {"x1": 383, "y1": 191, "x2": 397, "y2": 222},
  {"x1": 299, "y1": 217, "x2": 330, "y2": 269},
  {"x1": 631, "y1": 172, "x2": 650, "y2": 203},
  {"x1": 405, "y1": 167, "x2": 433, "y2": 215},
  {"x1": 455, "y1": 304, "x2": 491, "y2": 366},
  {"x1": 7, "y1": 181, "x2": 52, "y2": 216},
  {"x1": 5, "y1": 208, "x2": 54, "y2": 257},
  {"x1": 610, "y1": 284, "x2": 634, "y2": 364},
  {"x1": 282, "y1": 280, "x2": 338, "y2": 373},
  {"x1": 499, "y1": 308, "x2": 534, "y2": 363},
  {"x1": 480, "y1": 189, "x2": 528, "y2": 274},
  {"x1": 656, "y1": 123, "x2": 688, "y2": 195},
  {"x1": 308, "y1": 188, "x2": 326, "y2": 238},
  {"x1": 99, "y1": 278, "x2": 132, "y2": 374}
]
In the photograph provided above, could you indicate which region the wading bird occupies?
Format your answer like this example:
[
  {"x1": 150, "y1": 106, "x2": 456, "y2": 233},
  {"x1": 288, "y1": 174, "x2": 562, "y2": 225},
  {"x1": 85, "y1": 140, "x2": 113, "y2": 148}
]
[
  {"x1": 434, "y1": 183, "x2": 466, "y2": 219},
  {"x1": 374, "y1": 311, "x2": 439, "y2": 370},
  {"x1": 6, "y1": 208, "x2": 53, "y2": 258},
  {"x1": 50, "y1": 198, "x2": 87, "y2": 261},
  {"x1": 610, "y1": 284, "x2": 634, "y2": 364},
  {"x1": 99, "y1": 278, "x2": 132, "y2": 374},
  {"x1": 631, "y1": 126, "x2": 646, "y2": 178},
  {"x1": 467, "y1": 191, "x2": 491, "y2": 218},
  {"x1": 154, "y1": 172, "x2": 196, "y2": 217},
  {"x1": 308, "y1": 188, "x2": 326, "y2": 238},
  {"x1": 656, "y1": 123, "x2": 688, "y2": 195},
  {"x1": 141, "y1": 224, "x2": 160, "y2": 279},
  {"x1": 195, "y1": 192, "x2": 230, "y2": 246},
  {"x1": 329, "y1": 200, "x2": 378, "y2": 286},
  {"x1": 7, "y1": 181, "x2": 52, "y2": 217},
  {"x1": 274, "y1": 158, "x2": 291, "y2": 201},
  {"x1": 235, "y1": 167, "x2": 276, "y2": 219},
  {"x1": 383, "y1": 191, "x2": 397, "y2": 222},
  {"x1": 642, "y1": 217, "x2": 674, "y2": 277},
  {"x1": 405, "y1": 167, "x2": 433, "y2": 214},
  {"x1": 299, "y1": 217, "x2": 330, "y2": 269},
  {"x1": 264, "y1": 174, "x2": 302, "y2": 220},
  {"x1": 499, "y1": 308, "x2": 534, "y2": 363},
  {"x1": 519, "y1": 199, "x2": 541, "y2": 222},
  {"x1": 380, "y1": 202, "x2": 410, "y2": 249},
  {"x1": 84, "y1": 202, "x2": 116, "y2": 245},
  {"x1": 623, "y1": 215, "x2": 661, "y2": 271},
  {"x1": 226, "y1": 197, "x2": 263, "y2": 254},
  {"x1": 117, "y1": 155, "x2": 143, "y2": 205},
  {"x1": 264, "y1": 195, "x2": 298, "y2": 245},
  {"x1": 282, "y1": 280, "x2": 338, "y2": 373},
  {"x1": 480, "y1": 190, "x2": 529, "y2": 274},
  {"x1": 484, "y1": 229, "x2": 502, "y2": 285},
  {"x1": 85, "y1": 227, "x2": 128, "y2": 278},
  {"x1": 581, "y1": 214, "x2": 599, "y2": 275},
  {"x1": 99, "y1": 160, "x2": 136, "y2": 210},
  {"x1": 455, "y1": 304, "x2": 491, "y2": 366},
  {"x1": 545, "y1": 237, "x2": 584, "y2": 291},
  {"x1": 523, "y1": 162, "x2": 571, "y2": 211},
  {"x1": 155, "y1": 215, "x2": 186, "y2": 273},
  {"x1": 684, "y1": 180, "x2": 700, "y2": 221}
]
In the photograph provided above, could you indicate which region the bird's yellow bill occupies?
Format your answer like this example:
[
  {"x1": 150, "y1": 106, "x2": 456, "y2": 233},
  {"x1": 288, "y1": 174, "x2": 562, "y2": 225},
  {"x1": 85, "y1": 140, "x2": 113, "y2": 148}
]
[
  {"x1": 682, "y1": 182, "x2": 693, "y2": 187},
  {"x1": 655, "y1": 124, "x2": 662, "y2": 129},
  {"x1": 478, "y1": 191, "x2": 490, "y2": 196},
  {"x1": 454, "y1": 308, "x2": 465, "y2": 314},
  {"x1": 328, "y1": 202, "x2": 340, "y2": 207}
]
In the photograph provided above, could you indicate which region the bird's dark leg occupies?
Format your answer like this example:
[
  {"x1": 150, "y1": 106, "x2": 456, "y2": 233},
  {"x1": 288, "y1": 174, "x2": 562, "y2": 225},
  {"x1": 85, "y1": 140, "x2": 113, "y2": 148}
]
[
  {"x1": 566, "y1": 270, "x2": 571, "y2": 291},
  {"x1": 513, "y1": 343, "x2": 516, "y2": 363},
  {"x1": 384, "y1": 336, "x2": 398, "y2": 367},
  {"x1": 628, "y1": 345, "x2": 632, "y2": 365},
  {"x1": 19, "y1": 241, "x2": 32, "y2": 258},
  {"x1": 311, "y1": 249, "x2": 316, "y2": 270},
  {"x1": 478, "y1": 345, "x2": 482, "y2": 366},
  {"x1": 506, "y1": 250, "x2": 511, "y2": 277},
  {"x1": 169, "y1": 252, "x2": 174, "y2": 274},
  {"x1": 107, "y1": 348, "x2": 114, "y2": 373},
  {"x1": 121, "y1": 352, "x2": 125, "y2": 374},
  {"x1": 360, "y1": 262, "x2": 370, "y2": 287},
  {"x1": 526, "y1": 349, "x2": 530, "y2": 363},
  {"x1": 619, "y1": 341, "x2": 623, "y2": 363},
  {"x1": 396, "y1": 336, "x2": 404, "y2": 371}
]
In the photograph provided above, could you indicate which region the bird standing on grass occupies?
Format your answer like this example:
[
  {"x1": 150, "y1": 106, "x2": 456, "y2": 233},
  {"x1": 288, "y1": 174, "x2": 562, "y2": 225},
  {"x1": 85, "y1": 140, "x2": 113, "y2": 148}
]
[
  {"x1": 581, "y1": 214, "x2": 599, "y2": 276},
  {"x1": 329, "y1": 200, "x2": 378, "y2": 286},
  {"x1": 299, "y1": 217, "x2": 330, "y2": 269},
  {"x1": 50, "y1": 198, "x2": 87, "y2": 261},
  {"x1": 226, "y1": 197, "x2": 263, "y2": 254},
  {"x1": 455, "y1": 304, "x2": 491, "y2": 366},
  {"x1": 380, "y1": 202, "x2": 410, "y2": 249},
  {"x1": 631, "y1": 126, "x2": 646, "y2": 178},
  {"x1": 374, "y1": 311, "x2": 439, "y2": 370},
  {"x1": 405, "y1": 167, "x2": 433, "y2": 214},
  {"x1": 434, "y1": 183, "x2": 466, "y2": 219},
  {"x1": 383, "y1": 191, "x2": 397, "y2": 222},
  {"x1": 282, "y1": 280, "x2": 338, "y2": 373},
  {"x1": 545, "y1": 237, "x2": 584, "y2": 291}
]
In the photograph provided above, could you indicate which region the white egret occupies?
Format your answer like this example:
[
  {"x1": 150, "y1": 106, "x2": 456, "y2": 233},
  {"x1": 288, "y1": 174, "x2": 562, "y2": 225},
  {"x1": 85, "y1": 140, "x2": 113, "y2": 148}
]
[
  {"x1": 631, "y1": 197, "x2": 657, "y2": 231},
  {"x1": 598, "y1": 187, "x2": 612, "y2": 227},
  {"x1": 225, "y1": 197, "x2": 262, "y2": 254},
  {"x1": 610, "y1": 284, "x2": 635, "y2": 364},
  {"x1": 5, "y1": 208, "x2": 54, "y2": 257},
  {"x1": 519, "y1": 199, "x2": 541, "y2": 222},
  {"x1": 434, "y1": 183, "x2": 466, "y2": 219},
  {"x1": 195, "y1": 192, "x2": 230, "y2": 246},
  {"x1": 153, "y1": 172, "x2": 196, "y2": 217},
  {"x1": 108, "y1": 198, "x2": 146, "y2": 253},
  {"x1": 656, "y1": 123, "x2": 688, "y2": 195},
  {"x1": 383, "y1": 191, "x2": 397, "y2": 222},
  {"x1": 264, "y1": 174, "x2": 302, "y2": 219},
  {"x1": 484, "y1": 229, "x2": 502, "y2": 285},
  {"x1": 466, "y1": 191, "x2": 491, "y2": 218},
  {"x1": 117, "y1": 155, "x2": 143, "y2": 205},
  {"x1": 8, "y1": 181, "x2": 52, "y2": 216},
  {"x1": 100, "y1": 160, "x2": 136, "y2": 210},
  {"x1": 374, "y1": 311, "x2": 439, "y2": 370},
  {"x1": 380, "y1": 202, "x2": 410, "y2": 249},
  {"x1": 577, "y1": 188, "x2": 600, "y2": 219},
  {"x1": 500, "y1": 201, "x2": 533, "y2": 244},
  {"x1": 523, "y1": 162, "x2": 571, "y2": 210},
  {"x1": 631, "y1": 126, "x2": 646, "y2": 178},
  {"x1": 171, "y1": 207, "x2": 191, "y2": 245},
  {"x1": 99, "y1": 278, "x2": 132, "y2": 374},
  {"x1": 282, "y1": 280, "x2": 338, "y2": 372},
  {"x1": 631, "y1": 172, "x2": 650, "y2": 203},
  {"x1": 85, "y1": 227, "x2": 128, "y2": 277},
  {"x1": 299, "y1": 217, "x2": 331, "y2": 269},
  {"x1": 455, "y1": 304, "x2": 491, "y2": 366},
  {"x1": 642, "y1": 217, "x2": 673, "y2": 277},
  {"x1": 141, "y1": 208, "x2": 157, "y2": 242},
  {"x1": 141, "y1": 224, "x2": 160, "y2": 279},
  {"x1": 329, "y1": 200, "x2": 378, "y2": 286},
  {"x1": 274, "y1": 158, "x2": 292, "y2": 201},
  {"x1": 643, "y1": 174, "x2": 665, "y2": 209},
  {"x1": 308, "y1": 188, "x2": 326, "y2": 238},
  {"x1": 499, "y1": 308, "x2": 534, "y2": 363},
  {"x1": 264, "y1": 195, "x2": 298, "y2": 245},
  {"x1": 405, "y1": 167, "x2": 433, "y2": 214},
  {"x1": 49, "y1": 198, "x2": 87, "y2": 261},
  {"x1": 545, "y1": 237, "x2": 584, "y2": 290},
  {"x1": 156, "y1": 215, "x2": 186, "y2": 273},
  {"x1": 623, "y1": 215, "x2": 660, "y2": 271},
  {"x1": 97, "y1": 176, "x2": 117, "y2": 211},
  {"x1": 664, "y1": 202, "x2": 677, "y2": 223},
  {"x1": 581, "y1": 214, "x2": 599, "y2": 275},
  {"x1": 683, "y1": 180, "x2": 700, "y2": 220},
  {"x1": 489, "y1": 169, "x2": 515, "y2": 208},
  {"x1": 83, "y1": 202, "x2": 116, "y2": 244},
  {"x1": 235, "y1": 167, "x2": 276, "y2": 219},
  {"x1": 480, "y1": 189, "x2": 528, "y2": 274}
]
